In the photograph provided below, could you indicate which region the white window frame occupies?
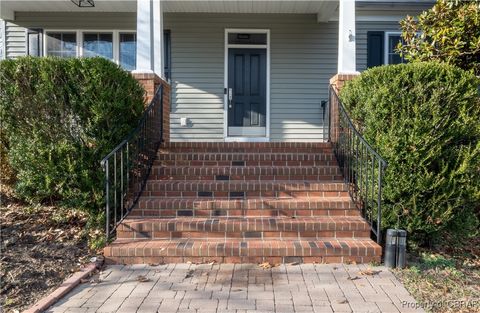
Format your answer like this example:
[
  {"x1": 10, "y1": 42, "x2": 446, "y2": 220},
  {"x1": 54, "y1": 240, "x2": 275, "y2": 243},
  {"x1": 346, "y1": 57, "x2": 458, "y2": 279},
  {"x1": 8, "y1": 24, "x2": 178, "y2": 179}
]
[
  {"x1": 43, "y1": 29, "x2": 135, "y2": 68},
  {"x1": 384, "y1": 31, "x2": 403, "y2": 65},
  {"x1": 224, "y1": 28, "x2": 271, "y2": 142}
]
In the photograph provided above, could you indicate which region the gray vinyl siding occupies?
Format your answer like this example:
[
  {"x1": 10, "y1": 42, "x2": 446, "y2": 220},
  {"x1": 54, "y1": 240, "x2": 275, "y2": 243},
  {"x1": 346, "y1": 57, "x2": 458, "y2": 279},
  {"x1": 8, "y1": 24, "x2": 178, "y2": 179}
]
[
  {"x1": 355, "y1": 21, "x2": 403, "y2": 72},
  {"x1": 165, "y1": 13, "x2": 337, "y2": 142},
  {"x1": 4, "y1": 12, "x2": 135, "y2": 58},
  {"x1": 5, "y1": 21, "x2": 26, "y2": 58}
]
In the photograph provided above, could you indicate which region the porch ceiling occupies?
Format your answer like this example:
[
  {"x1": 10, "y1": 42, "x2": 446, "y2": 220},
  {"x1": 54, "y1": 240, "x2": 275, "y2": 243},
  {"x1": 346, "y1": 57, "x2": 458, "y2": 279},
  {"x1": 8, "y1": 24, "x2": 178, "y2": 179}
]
[{"x1": 0, "y1": 0, "x2": 339, "y2": 22}]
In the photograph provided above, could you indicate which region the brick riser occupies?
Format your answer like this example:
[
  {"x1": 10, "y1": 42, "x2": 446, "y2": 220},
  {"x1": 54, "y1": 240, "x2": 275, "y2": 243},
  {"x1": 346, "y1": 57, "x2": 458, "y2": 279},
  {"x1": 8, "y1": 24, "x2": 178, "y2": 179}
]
[
  {"x1": 150, "y1": 165, "x2": 342, "y2": 181},
  {"x1": 142, "y1": 181, "x2": 349, "y2": 198},
  {"x1": 116, "y1": 217, "x2": 371, "y2": 240},
  {"x1": 129, "y1": 198, "x2": 360, "y2": 218},
  {"x1": 104, "y1": 142, "x2": 382, "y2": 264},
  {"x1": 104, "y1": 239, "x2": 381, "y2": 265}
]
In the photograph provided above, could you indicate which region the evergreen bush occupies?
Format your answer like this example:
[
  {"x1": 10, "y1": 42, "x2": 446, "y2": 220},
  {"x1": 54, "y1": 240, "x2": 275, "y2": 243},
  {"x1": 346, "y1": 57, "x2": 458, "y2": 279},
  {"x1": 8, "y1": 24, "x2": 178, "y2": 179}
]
[
  {"x1": 0, "y1": 57, "x2": 145, "y2": 215},
  {"x1": 340, "y1": 62, "x2": 480, "y2": 244}
]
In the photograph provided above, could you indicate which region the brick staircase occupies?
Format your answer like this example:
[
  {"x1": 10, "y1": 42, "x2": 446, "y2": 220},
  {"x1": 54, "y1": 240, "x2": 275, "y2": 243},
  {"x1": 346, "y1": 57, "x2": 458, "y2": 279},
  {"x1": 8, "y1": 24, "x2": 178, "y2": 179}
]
[{"x1": 104, "y1": 142, "x2": 382, "y2": 264}]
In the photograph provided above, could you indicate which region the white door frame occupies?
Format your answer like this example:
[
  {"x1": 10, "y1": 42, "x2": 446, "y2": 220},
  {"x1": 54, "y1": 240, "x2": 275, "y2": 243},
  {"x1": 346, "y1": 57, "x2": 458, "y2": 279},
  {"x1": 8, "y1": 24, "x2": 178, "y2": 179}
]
[{"x1": 224, "y1": 28, "x2": 270, "y2": 142}]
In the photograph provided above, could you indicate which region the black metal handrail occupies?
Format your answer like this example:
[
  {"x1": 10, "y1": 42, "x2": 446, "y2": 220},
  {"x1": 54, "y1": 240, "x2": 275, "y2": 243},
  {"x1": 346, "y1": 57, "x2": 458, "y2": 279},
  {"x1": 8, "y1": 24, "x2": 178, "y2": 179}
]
[
  {"x1": 101, "y1": 84, "x2": 164, "y2": 239},
  {"x1": 328, "y1": 85, "x2": 387, "y2": 243}
]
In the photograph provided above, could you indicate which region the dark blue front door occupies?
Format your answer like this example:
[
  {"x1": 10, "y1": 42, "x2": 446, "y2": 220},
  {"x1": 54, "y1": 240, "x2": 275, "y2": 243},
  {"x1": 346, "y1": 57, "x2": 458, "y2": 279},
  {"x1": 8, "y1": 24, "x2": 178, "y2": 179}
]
[{"x1": 228, "y1": 48, "x2": 267, "y2": 136}]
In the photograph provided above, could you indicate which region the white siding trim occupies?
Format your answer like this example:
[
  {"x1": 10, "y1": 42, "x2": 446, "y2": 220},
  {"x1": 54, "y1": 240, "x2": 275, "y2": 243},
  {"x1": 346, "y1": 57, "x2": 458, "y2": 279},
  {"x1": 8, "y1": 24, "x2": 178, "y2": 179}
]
[
  {"x1": 224, "y1": 28, "x2": 271, "y2": 142},
  {"x1": 0, "y1": 20, "x2": 5, "y2": 60}
]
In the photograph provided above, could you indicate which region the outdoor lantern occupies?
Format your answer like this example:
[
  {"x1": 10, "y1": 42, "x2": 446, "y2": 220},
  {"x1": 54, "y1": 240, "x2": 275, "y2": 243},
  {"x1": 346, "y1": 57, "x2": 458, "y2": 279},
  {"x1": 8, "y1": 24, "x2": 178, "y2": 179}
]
[
  {"x1": 396, "y1": 230, "x2": 407, "y2": 268},
  {"x1": 384, "y1": 228, "x2": 408, "y2": 268},
  {"x1": 71, "y1": 0, "x2": 95, "y2": 7},
  {"x1": 384, "y1": 229, "x2": 398, "y2": 268}
]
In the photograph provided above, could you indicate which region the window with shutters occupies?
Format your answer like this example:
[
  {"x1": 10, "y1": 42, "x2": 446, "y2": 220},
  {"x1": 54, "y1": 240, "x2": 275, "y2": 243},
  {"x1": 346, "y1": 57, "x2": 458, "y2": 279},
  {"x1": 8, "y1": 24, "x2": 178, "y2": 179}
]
[{"x1": 385, "y1": 32, "x2": 405, "y2": 65}]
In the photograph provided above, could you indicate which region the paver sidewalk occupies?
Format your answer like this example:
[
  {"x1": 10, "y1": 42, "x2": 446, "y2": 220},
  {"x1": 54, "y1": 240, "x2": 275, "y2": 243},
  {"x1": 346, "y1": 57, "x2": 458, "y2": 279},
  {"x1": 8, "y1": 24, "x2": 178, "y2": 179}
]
[{"x1": 47, "y1": 263, "x2": 424, "y2": 313}]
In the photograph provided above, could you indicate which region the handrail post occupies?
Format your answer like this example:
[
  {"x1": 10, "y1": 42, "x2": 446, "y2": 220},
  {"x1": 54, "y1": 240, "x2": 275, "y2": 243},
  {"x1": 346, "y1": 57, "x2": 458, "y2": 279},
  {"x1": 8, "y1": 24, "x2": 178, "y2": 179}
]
[
  {"x1": 377, "y1": 161, "x2": 383, "y2": 244},
  {"x1": 104, "y1": 159, "x2": 110, "y2": 240}
]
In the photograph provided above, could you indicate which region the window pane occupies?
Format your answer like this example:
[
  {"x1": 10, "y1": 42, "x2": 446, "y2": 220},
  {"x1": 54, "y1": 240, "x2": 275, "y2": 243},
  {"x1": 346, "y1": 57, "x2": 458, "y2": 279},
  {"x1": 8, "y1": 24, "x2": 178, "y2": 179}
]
[
  {"x1": 83, "y1": 33, "x2": 113, "y2": 59},
  {"x1": 62, "y1": 33, "x2": 77, "y2": 58},
  {"x1": 119, "y1": 33, "x2": 136, "y2": 71},
  {"x1": 389, "y1": 53, "x2": 403, "y2": 65},
  {"x1": 46, "y1": 32, "x2": 76, "y2": 58},
  {"x1": 228, "y1": 33, "x2": 267, "y2": 45},
  {"x1": 387, "y1": 34, "x2": 404, "y2": 65}
]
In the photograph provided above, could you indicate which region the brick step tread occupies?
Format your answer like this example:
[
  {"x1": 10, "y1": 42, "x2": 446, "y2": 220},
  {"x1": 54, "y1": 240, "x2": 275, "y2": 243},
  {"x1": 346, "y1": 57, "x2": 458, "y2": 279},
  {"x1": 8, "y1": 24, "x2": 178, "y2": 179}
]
[
  {"x1": 156, "y1": 160, "x2": 338, "y2": 167},
  {"x1": 157, "y1": 153, "x2": 336, "y2": 161},
  {"x1": 144, "y1": 180, "x2": 347, "y2": 192},
  {"x1": 131, "y1": 197, "x2": 360, "y2": 218},
  {"x1": 104, "y1": 238, "x2": 382, "y2": 259},
  {"x1": 119, "y1": 216, "x2": 370, "y2": 232},
  {"x1": 150, "y1": 166, "x2": 342, "y2": 181},
  {"x1": 161, "y1": 142, "x2": 332, "y2": 150},
  {"x1": 135, "y1": 197, "x2": 356, "y2": 209}
]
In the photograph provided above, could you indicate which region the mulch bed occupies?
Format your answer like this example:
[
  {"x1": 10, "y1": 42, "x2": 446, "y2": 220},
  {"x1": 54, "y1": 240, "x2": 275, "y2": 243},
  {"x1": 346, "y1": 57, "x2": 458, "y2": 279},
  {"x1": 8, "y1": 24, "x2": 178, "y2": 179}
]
[
  {"x1": 394, "y1": 237, "x2": 480, "y2": 313},
  {"x1": 0, "y1": 192, "x2": 94, "y2": 312}
]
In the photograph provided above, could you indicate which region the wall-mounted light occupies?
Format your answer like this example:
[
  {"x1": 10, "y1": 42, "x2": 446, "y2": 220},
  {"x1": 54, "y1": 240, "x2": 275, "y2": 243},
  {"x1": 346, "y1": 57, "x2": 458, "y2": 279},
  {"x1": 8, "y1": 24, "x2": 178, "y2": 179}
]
[
  {"x1": 71, "y1": 0, "x2": 95, "y2": 7},
  {"x1": 348, "y1": 30, "x2": 355, "y2": 42}
]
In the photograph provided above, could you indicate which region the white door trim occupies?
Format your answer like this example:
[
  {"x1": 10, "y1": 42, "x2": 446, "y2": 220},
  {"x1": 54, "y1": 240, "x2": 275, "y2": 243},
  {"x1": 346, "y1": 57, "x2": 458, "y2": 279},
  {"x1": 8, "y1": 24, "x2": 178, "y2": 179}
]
[{"x1": 224, "y1": 28, "x2": 270, "y2": 142}]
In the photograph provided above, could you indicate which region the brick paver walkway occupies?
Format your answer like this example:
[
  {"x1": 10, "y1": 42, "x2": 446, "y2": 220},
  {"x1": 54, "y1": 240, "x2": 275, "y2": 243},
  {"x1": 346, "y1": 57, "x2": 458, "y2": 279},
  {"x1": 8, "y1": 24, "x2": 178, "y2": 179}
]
[{"x1": 47, "y1": 263, "x2": 424, "y2": 313}]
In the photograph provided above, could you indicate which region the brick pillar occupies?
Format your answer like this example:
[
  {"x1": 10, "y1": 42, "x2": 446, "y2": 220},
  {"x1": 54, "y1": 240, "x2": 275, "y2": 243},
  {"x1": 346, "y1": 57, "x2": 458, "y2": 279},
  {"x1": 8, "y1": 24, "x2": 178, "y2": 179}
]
[
  {"x1": 329, "y1": 73, "x2": 359, "y2": 93},
  {"x1": 132, "y1": 72, "x2": 171, "y2": 143},
  {"x1": 329, "y1": 73, "x2": 359, "y2": 142},
  {"x1": 160, "y1": 79, "x2": 171, "y2": 143}
]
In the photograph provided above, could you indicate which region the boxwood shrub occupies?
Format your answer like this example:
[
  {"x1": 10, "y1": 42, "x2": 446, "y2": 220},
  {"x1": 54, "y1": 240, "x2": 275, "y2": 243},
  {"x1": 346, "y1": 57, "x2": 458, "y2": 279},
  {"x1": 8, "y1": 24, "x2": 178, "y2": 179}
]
[
  {"x1": 340, "y1": 62, "x2": 480, "y2": 244},
  {"x1": 0, "y1": 57, "x2": 145, "y2": 215}
]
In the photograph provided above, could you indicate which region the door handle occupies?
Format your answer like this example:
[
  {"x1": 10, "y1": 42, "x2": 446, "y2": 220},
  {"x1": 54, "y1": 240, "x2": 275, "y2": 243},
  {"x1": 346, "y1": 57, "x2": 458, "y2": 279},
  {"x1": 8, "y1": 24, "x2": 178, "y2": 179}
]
[{"x1": 228, "y1": 88, "x2": 233, "y2": 108}]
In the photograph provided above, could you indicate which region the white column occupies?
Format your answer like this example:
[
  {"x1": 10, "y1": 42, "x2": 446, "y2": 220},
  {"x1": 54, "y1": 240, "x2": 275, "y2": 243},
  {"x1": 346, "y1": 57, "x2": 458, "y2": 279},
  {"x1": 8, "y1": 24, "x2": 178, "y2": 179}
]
[
  {"x1": 134, "y1": 0, "x2": 154, "y2": 73},
  {"x1": 338, "y1": 0, "x2": 357, "y2": 74},
  {"x1": 153, "y1": 0, "x2": 164, "y2": 77}
]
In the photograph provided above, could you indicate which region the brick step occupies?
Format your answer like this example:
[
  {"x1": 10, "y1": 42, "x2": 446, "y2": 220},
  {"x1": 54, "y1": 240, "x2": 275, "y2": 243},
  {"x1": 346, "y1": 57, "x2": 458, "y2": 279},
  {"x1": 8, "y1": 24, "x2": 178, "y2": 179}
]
[
  {"x1": 150, "y1": 166, "x2": 343, "y2": 181},
  {"x1": 116, "y1": 217, "x2": 371, "y2": 240},
  {"x1": 131, "y1": 197, "x2": 360, "y2": 218},
  {"x1": 144, "y1": 180, "x2": 347, "y2": 194},
  {"x1": 103, "y1": 238, "x2": 382, "y2": 264},
  {"x1": 156, "y1": 152, "x2": 336, "y2": 161},
  {"x1": 157, "y1": 159, "x2": 338, "y2": 167},
  {"x1": 160, "y1": 142, "x2": 333, "y2": 153}
]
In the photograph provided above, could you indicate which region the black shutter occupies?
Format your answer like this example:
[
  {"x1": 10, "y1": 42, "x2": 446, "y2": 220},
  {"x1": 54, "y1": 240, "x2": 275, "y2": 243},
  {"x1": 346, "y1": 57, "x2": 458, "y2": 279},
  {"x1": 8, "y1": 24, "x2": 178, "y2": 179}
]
[
  {"x1": 26, "y1": 28, "x2": 43, "y2": 56},
  {"x1": 367, "y1": 31, "x2": 384, "y2": 68},
  {"x1": 164, "y1": 30, "x2": 171, "y2": 81}
]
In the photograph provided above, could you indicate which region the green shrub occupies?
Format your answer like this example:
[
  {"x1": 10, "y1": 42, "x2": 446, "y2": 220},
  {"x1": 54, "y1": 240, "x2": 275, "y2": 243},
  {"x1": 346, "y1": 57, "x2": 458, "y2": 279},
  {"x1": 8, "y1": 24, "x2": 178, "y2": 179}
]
[
  {"x1": 0, "y1": 57, "x2": 145, "y2": 214},
  {"x1": 340, "y1": 62, "x2": 480, "y2": 244}
]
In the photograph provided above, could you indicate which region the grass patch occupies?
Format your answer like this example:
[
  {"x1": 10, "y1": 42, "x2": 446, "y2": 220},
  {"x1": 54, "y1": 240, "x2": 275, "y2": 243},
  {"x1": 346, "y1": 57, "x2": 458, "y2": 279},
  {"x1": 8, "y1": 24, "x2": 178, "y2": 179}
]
[{"x1": 394, "y1": 237, "x2": 480, "y2": 313}]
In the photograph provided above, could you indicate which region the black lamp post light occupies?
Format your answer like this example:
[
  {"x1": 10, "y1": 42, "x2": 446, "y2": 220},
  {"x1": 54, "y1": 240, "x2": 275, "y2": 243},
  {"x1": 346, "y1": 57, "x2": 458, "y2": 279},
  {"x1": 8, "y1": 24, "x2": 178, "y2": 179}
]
[{"x1": 71, "y1": 0, "x2": 95, "y2": 7}]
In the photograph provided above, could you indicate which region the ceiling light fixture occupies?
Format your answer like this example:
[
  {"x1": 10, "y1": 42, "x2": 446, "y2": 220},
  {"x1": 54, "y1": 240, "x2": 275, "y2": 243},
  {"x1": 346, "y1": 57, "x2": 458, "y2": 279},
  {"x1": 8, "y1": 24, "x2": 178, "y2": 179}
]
[{"x1": 71, "y1": 0, "x2": 95, "y2": 8}]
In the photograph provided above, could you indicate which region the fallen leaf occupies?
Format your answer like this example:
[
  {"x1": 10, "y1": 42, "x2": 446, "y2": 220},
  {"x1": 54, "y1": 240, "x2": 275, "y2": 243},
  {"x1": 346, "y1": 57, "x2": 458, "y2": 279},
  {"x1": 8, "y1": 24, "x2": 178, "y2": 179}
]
[
  {"x1": 185, "y1": 270, "x2": 194, "y2": 278},
  {"x1": 358, "y1": 268, "x2": 382, "y2": 276},
  {"x1": 337, "y1": 298, "x2": 348, "y2": 304},
  {"x1": 347, "y1": 276, "x2": 360, "y2": 281},
  {"x1": 136, "y1": 275, "x2": 150, "y2": 282},
  {"x1": 259, "y1": 262, "x2": 279, "y2": 269}
]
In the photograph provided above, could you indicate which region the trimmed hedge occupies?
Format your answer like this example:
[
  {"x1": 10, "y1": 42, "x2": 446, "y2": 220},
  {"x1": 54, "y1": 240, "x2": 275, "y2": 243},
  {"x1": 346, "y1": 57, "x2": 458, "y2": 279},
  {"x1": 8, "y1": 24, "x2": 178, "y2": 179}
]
[
  {"x1": 0, "y1": 57, "x2": 145, "y2": 214},
  {"x1": 340, "y1": 62, "x2": 480, "y2": 244}
]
